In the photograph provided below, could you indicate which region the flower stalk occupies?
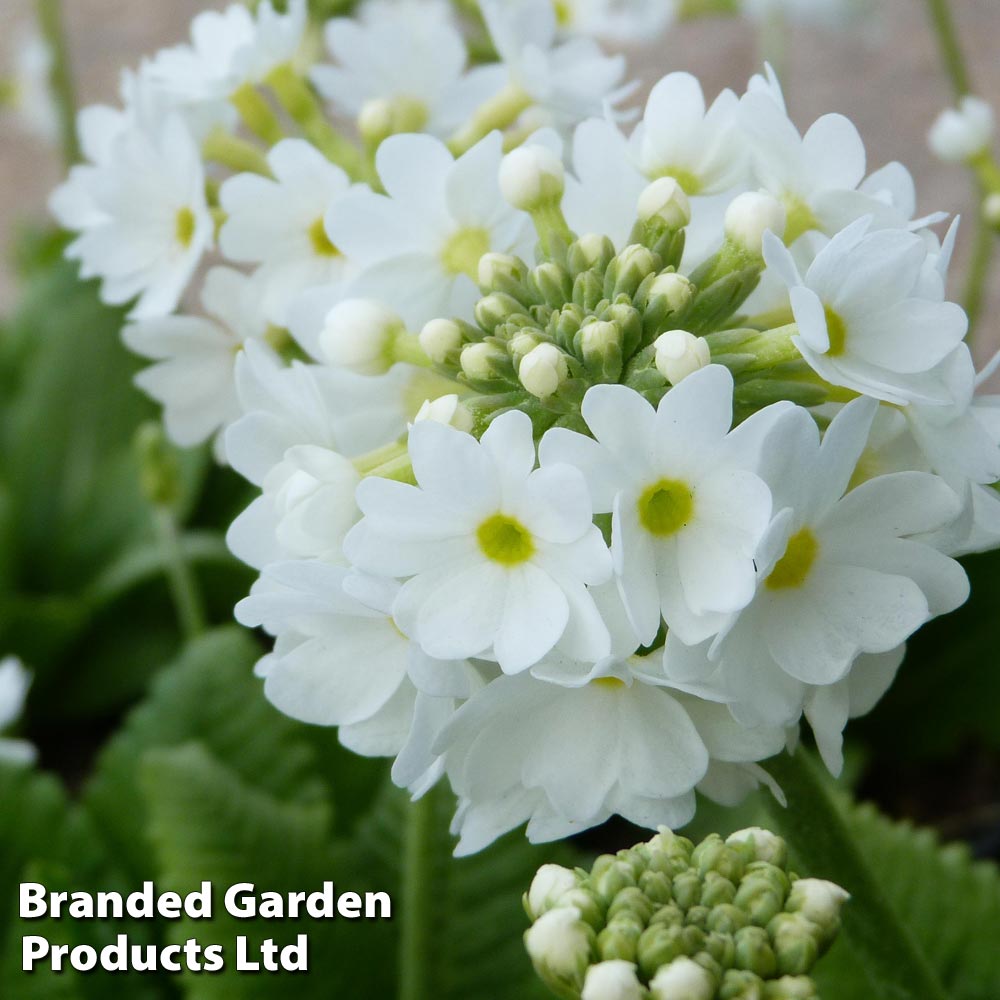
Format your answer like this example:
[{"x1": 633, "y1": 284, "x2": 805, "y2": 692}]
[{"x1": 34, "y1": 0, "x2": 80, "y2": 168}]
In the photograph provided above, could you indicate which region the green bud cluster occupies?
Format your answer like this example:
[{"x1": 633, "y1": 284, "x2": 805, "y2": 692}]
[
  {"x1": 523, "y1": 827, "x2": 847, "y2": 1000},
  {"x1": 421, "y1": 210, "x2": 781, "y2": 438}
]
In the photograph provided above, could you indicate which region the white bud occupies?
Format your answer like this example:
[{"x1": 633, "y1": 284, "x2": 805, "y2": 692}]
[
  {"x1": 358, "y1": 98, "x2": 394, "y2": 144},
  {"x1": 412, "y1": 394, "x2": 474, "y2": 433},
  {"x1": 580, "y1": 320, "x2": 620, "y2": 356},
  {"x1": 786, "y1": 879, "x2": 850, "y2": 930},
  {"x1": 500, "y1": 144, "x2": 565, "y2": 211},
  {"x1": 319, "y1": 298, "x2": 403, "y2": 375},
  {"x1": 648, "y1": 272, "x2": 695, "y2": 313},
  {"x1": 519, "y1": 342, "x2": 569, "y2": 399},
  {"x1": 581, "y1": 960, "x2": 645, "y2": 1000},
  {"x1": 724, "y1": 191, "x2": 787, "y2": 255},
  {"x1": 571, "y1": 233, "x2": 615, "y2": 272},
  {"x1": 984, "y1": 192, "x2": 1000, "y2": 226},
  {"x1": 727, "y1": 827, "x2": 788, "y2": 866},
  {"x1": 524, "y1": 907, "x2": 592, "y2": 987},
  {"x1": 509, "y1": 331, "x2": 541, "y2": 362},
  {"x1": 419, "y1": 318, "x2": 463, "y2": 364},
  {"x1": 478, "y1": 252, "x2": 523, "y2": 288},
  {"x1": 928, "y1": 96, "x2": 995, "y2": 163},
  {"x1": 460, "y1": 341, "x2": 505, "y2": 380},
  {"x1": 638, "y1": 177, "x2": 691, "y2": 229},
  {"x1": 654, "y1": 330, "x2": 710, "y2": 385},
  {"x1": 527, "y1": 864, "x2": 579, "y2": 920},
  {"x1": 649, "y1": 956, "x2": 715, "y2": 1000}
]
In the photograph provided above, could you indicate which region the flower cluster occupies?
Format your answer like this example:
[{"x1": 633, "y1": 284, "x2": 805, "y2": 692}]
[
  {"x1": 523, "y1": 827, "x2": 847, "y2": 1000},
  {"x1": 49, "y1": 1, "x2": 1000, "y2": 851}
]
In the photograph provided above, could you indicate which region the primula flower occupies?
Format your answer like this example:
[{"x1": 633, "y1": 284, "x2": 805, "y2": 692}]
[{"x1": 344, "y1": 410, "x2": 613, "y2": 672}]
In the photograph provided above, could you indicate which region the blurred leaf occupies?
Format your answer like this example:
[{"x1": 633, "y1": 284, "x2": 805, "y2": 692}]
[{"x1": 85, "y1": 628, "x2": 327, "y2": 881}]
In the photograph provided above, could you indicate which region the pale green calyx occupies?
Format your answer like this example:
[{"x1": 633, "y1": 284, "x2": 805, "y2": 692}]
[{"x1": 523, "y1": 828, "x2": 846, "y2": 1000}]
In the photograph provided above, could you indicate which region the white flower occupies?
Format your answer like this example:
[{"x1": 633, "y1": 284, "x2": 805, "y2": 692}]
[
  {"x1": 5, "y1": 28, "x2": 58, "y2": 143},
  {"x1": 928, "y1": 96, "x2": 994, "y2": 163},
  {"x1": 123, "y1": 267, "x2": 270, "y2": 461},
  {"x1": 219, "y1": 140, "x2": 354, "y2": 326},
  {"x1": 480, "y1": 0, "x2": 630, "y2": 135},
  {"x1": 581, "y1": 959, "x2": 645, "y2": 1000},
  {"x1": 311, "y1": 0, "x2": 503, "y2": 138},
  {"x1": 763, "y1": 218, "x2": 968, "y2": 405},
  {"x1": 553, "y1": 0, "x2": 674, "y2": 44},
  {"x1": 540, "y1": 366, "x2": 779, "y2": 646},
  {"x1": 436, "y1": 585, "x2": 784, "y2": 852},
  {"x1": 53, "y1": 115, "x2": 212, "y2": 320},
  {"x1": 664, "y1": 399, "x2": 968, "y2": 744},
  {"x1": 0, "y1": 657, "x2": 36, "y2": 766},
  {"x1": 227, "y1": 444, "x2": 361, "y2": 570},
  {"x1": 144, "y1": 0, "x2": 307, "y2": 109},
  {"x1": 344, "y1": 410, "x2": 613, "y2": 673},
  {"x1": 225, "y1": 341, "x2": 409, "y2": 486},
  {"x1": 786, "y1": 878, "x2": 851, "y2": 929},
  {"x1": 326, "y1": 132, "x2": 533, "y2": 326},
  {"x1": 236, "y1": 561, "x2": 475, "y2": 794}
]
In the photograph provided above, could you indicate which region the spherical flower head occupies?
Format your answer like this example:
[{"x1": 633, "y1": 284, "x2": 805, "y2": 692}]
[
  {"x1": 500, "y1": 144, "x2": 566, "y2": 211},
  {"x1": 928, "y1": 96, "x2": 994, "y2": 163},
  {"x1": 413, "y1": 394, "x2": 474, "y2": 433},
  {"x1": 519, "y1": 342, "x2": 570, "y2": 399},
  {"x1": 526, "y1": 863, "x2": 580, "y2": 920},
  {"x1": 582, "y1": 959, "x2": 646, "y2": 1000},
  {"x1": 648, "y1": 272, "x2": 694, "y2": 313},
  {"x1": 524, "y1": 906, "x2": 595, "y2": 996},
  {"x1": 654, "y1": 330, "x2": 710, "y2": 385},
  {"x1": 319, "y1": 298, "x2": 404, "y2": 374},
  {"x1": 419, "y1": 318, "x2": 464, "y2": 364},
  {"x1": 725, "y1": 191, "x2": 787, "y2": 257},
  {"x1": 638, "y1": 177, "x2": 691, "y2": 230},
  {"x1": 649, "y1": 956, "x2": 715, "y2": 1000}
]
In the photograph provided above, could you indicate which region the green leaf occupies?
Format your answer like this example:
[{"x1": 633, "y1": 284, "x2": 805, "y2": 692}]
[
  {"x1": 816, "y1": 801, "x2": 1000, "y2": 1000},
  {"x1": 85, "y1": 627, "x2": 327, "y2": 881},
  {"x1": 140, "y1": 742, "x2": 391, "y2": 999}
]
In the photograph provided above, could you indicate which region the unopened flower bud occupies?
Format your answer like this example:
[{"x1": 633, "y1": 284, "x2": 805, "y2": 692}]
[
  {"x1": 734, "y1": 926, "x2": 777, "y2": 978},
  {"x1": 568, "y1": 233, "x2": 616, "y2": 275},
  {"x1": 479, "y1": 251, "x2": 526, "y2": 289},
  {"x1": 648, "y1": 271, "x2": 695, "y2": 313},
  {"x1": 638, "y1": 177, "x2": 692, "y2": 229},
  {"x1": 499, "y1": 144, "x2": 565, "y2": 211},
  {"x1": 582, "y1": 960, "x2": 645, "y2": 1000},
  {"x1": 519, "y1": 342, "x2": 569, "y2": 399},
  {"x1": 720, "y1": 968, "x2": 767, "y2": 999},
  {"x1": 613, "y1": 244, "x2": 659, "y2": 297},
  {"x1": 319, "y1": 298, "x2": 403, "y2": 374},
  {"x1": 592, "y1": 857, "x2": 638, "y2": 907},
  {"x1": 358, "y1": 98, "x2": 394, "y2": 145},
  {"x1": 413, "y1": 394, "x2": 473, "y2": 433},
  {"x1": 767, "y1": 914, "x2": 820, "y2": 976},
  {"x1": 727, "y1": 829, "x2": 789, "y2": 868},
  {"x1": 526, "y1": 864, "x2": 579, "y2": 920},
  {"x1": 655, "y1": 330, "x2": 711, "y2": 384},
  {"x1": 649, "y1": 956, "x2": 716, "y2": 1000},
  {"x1": 419, "y1": 318, "x2": 463, "y2": 364},
  {"x1": 725, "y1": 192, "x2": 787, "y2": 256},
  {"x1": 692, "y1": 834, "x2": 747, "y2": 883},
  {"x1": 508, "y1": 331, "x2": 541, "y2": 362},
  {"x1": 530, "y1": 260, "x2": 574, "y2": 307},
  {"x1": 461, "y1": 341, "x2": 506, "y2": 381},
  {"x1": 598, "y1": 915, "x2": 643, "y2": 962},
  {"x1": 763, "y1": 976, "x2": 819, "y2": 999},
  {"x1": 558, "y1": 887, "x2": 606, "y2": 929},
  {"x1": 785, "y1": 880, "x2": 849, "y2": 943},
  {"x1": 580, "y1": 320, "x2": 622, "y2": 368},
  {"x1": 928, "y1": 96, "x2": 994, "y2": 163},
  {"x1": 475, "y1": 291, "x2": 525, "y2": 332},
  {"x1": 637, "y1": 923, "x2": 687, "y2": 980},
  {"x1": 524, "y1": 907, "x2": 595, "y2": 997}
]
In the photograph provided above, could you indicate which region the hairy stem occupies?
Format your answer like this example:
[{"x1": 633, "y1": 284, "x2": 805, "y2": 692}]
[{"x1": 764, "y1": 750, "x2": 950, "y2": 1000}]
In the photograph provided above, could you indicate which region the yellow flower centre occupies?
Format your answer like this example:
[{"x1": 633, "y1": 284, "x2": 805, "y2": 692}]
[
  {"x1": 654, "y1": 167, "x2": 702, "y2": 196},
  {"x1": 441, "y1": 226, "x2": 491, "y2": 279},
  {"x1": 592, "y1": 676, "x2": 626, "y2": 690},
  {"x1": 766, "y1": 527, "x2": 820, "y2": 590},
  {"x1": 309, "y1": 216, "x2": 341, "y2": 258},
  {"x1": 175, "y1": 207, "x2": 197, "y2": 249},
  {"x1": 823, "y1": 306, "x2": 848, "y2": 357},
  {"x1": 637, "y1": 479, "x2": 694, "y2": 537},
  {"x1": 477, "y1": 513, "x2": 535, "y2": 566}
]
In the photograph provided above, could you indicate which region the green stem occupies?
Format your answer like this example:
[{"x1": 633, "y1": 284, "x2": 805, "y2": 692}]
[
  {"x1": 202, "y1": 126, "x2": 272, "y2": 176},
  {"x1": 764, "y1": 750, "x2": 950, "y2": 1000},
  {"x1": 923, "y1": 0, "x2": 970, "y2": 99},
  {"x1": 34, "y1": 0, "x2": 80, "y2": 167},
  {"x1": 963, "y1": 195, "x2": 994, "y2": 339},
  {"x1": 398, "y1": 793, "x2": 437, "y2": 1000},
  {"x1": 230, "y1": 82, "x2": 285, "y2": 145},
  {"x1": 447, "y1": 84, "x2": 532, "y2": 157},
  {"x1": 154, "y1": 507, "x2": 207, "y2": 641}
]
